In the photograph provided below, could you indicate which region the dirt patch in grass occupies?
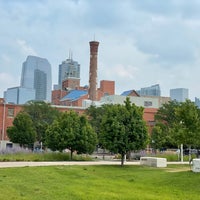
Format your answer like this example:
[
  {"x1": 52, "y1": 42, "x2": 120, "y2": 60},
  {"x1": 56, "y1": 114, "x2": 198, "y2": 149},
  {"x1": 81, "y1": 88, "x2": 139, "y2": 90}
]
[{"x1": 165, "y1": 166, "x2": 191, "y2": 172}]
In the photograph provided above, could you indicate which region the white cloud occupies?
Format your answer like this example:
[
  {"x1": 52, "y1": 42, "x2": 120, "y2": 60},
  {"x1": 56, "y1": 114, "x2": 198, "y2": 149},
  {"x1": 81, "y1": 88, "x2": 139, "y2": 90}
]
[
  {"x1": 0, "y1": 73, "x2": 20, "y2": 97},
  {"x1": 1, "y1": 54, "x2": 11, "y2": 64},
  {"x1": 0, "y1": 0, "x2": 200, "y2": 100},
  {"x1": 16, "y1": 39, "x2": 37, "y2": 56}
]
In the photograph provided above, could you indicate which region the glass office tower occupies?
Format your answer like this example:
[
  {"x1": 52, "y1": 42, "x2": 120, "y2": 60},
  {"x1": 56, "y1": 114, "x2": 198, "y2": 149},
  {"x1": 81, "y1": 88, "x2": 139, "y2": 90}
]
[
  {"x1": 58, "y1": 58, "x2": 80, "y2": 89},
  {"x1": 170, "y1": 88, "x2": 188, "y2": 102},
  {"x1": 21, "y1": 55, "x2": 52, "y2": 102},
  {"x1": 138, "y1": 84, "x2": 161, "y2": 96},
  {"x1": 5, "y1": 87, "x2": 35, "y2": 104}
]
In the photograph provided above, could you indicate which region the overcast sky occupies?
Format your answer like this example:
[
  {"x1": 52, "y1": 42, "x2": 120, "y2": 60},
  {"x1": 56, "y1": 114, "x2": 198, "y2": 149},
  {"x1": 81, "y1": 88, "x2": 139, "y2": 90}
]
[{"x1": 1, "y1": 0, "x2": 200, "y2": 100}]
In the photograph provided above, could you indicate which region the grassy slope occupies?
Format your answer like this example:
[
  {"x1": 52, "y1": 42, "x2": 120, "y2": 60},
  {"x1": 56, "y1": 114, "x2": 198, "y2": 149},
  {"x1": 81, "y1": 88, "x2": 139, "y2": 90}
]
[{"x1": 0, "y1": 165, "x2": 199, "y2": 200}]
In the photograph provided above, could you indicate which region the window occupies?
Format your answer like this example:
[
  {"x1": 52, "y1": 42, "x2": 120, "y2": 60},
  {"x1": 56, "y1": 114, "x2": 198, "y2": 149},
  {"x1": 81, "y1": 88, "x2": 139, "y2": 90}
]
[
  {"x1": 148, "y1": 121, "x2": 155, "y2": 126},
  {"x1": 144, "y1": 101, "x2": 152, "y2": 107},
  {"x1": 8, "y1": 108, "x2": 14, "y2": 117}
]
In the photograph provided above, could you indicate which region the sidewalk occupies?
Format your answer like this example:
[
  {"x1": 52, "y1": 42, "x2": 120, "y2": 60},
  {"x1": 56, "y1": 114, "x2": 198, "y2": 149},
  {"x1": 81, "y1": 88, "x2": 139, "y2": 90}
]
[{"x1": 0, "y1": 160, "x2": 188, "y2": 168}]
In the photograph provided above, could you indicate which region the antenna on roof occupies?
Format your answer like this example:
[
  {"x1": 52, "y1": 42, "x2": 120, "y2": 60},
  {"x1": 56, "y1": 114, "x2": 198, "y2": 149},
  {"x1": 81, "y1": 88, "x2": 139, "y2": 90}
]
[
  {"x1": 68, "y1": 49, "x2": 73, "y2": 61},
  {"x1": 71, "y1": 51, "x2": 73, "y2": 60},
  {"x1": 94, "y1": 34, "x2": 95, "y2": 41},
  {"x1": 68, "y1": 49, "x2": 70, "y2": 60}
]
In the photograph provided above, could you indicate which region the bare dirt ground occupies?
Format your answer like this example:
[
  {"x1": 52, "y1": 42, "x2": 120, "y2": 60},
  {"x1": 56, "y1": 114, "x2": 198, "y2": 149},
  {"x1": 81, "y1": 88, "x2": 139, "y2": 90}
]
[{"x1": 165, "y1": 166, "x2": 191, "y2": 172}]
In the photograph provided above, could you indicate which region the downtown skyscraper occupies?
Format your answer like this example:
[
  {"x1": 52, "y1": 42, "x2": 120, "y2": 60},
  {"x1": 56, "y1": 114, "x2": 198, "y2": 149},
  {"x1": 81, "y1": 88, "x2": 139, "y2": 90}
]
[
  {"x1": 58, "y1": 56, "x2": 80, "y2": 90},
  {"x1": 21, "y1": 55, "x2": 52, "y2": 102},
  {"x1": 170, "y1": 88, "x2": 188, "y2": 102}
]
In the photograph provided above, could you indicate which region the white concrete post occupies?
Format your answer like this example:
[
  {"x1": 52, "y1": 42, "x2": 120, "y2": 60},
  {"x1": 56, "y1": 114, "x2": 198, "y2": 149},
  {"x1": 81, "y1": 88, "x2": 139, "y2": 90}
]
[{"x1": 181, "y1": 144, "x2": 183, "y2": 162}]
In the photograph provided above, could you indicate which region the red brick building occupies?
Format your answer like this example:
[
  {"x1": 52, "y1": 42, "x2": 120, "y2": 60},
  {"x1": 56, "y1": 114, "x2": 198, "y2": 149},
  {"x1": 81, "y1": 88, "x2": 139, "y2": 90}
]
[
  {"x1": 52, "y1": 80, "x2": 115, "y2": 107},
  {"x1": 0, "y1": 99, "x2": 22, "y2": 143},
  {"x1": 0, "y1": 98, "x2": 157, "y2": 149},
  {"x1": 62, "y1": 78, "x2": 80, "y2": 91}
]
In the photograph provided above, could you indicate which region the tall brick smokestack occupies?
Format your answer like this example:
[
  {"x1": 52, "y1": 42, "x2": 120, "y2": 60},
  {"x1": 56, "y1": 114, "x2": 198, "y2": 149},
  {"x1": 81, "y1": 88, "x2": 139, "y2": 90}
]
[{"x1": 88, "y1": 41, "x2": 99, "y2": 101}]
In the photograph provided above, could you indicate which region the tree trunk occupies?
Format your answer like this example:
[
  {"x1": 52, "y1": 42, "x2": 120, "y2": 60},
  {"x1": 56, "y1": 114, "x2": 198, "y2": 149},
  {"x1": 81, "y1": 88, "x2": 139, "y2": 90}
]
[
  {"x1": 103, "y1": 148, "x2": 105, "y2": 160},
  {"x1": 127, "y1": 151, "x2": 131, "y2": 161},
  {"x1": 70, "y1": 150, "x2": 73, "y2": 160},
  {"x1": 121, "y1": 153, "x2": 125, "y2": 166},
  {"x1": 188, "y1": 145, "x2": 191, "y2": 162}
]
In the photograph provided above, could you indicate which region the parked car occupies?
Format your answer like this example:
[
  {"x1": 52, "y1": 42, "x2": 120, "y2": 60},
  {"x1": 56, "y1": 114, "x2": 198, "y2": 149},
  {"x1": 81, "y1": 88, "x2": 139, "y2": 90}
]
[{"x1": 183, "y1": 149, "x2": 198, "y2": 155}]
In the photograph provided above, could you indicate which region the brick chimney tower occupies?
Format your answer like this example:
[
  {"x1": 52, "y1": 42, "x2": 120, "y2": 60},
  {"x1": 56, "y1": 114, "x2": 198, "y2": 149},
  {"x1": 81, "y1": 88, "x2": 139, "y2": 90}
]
[{"x1": 88, "y1": 40, "x2": 99, "y2": 101}]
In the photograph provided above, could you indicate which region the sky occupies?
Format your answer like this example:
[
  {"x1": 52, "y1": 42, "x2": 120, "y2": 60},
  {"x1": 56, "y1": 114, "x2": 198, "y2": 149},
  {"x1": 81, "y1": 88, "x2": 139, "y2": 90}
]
[{"x1": 1, "y1": 0, "x2": 200, "y2": 100}]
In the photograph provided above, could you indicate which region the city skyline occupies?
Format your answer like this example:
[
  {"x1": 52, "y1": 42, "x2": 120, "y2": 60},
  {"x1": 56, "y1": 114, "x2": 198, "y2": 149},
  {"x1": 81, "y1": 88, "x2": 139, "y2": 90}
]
[
  {"x1": 1, "y1": 1, "x2": 200, "y2": 100},
  {"x1": 5, "y1": 55, "x2": 52, "y2": 104}
]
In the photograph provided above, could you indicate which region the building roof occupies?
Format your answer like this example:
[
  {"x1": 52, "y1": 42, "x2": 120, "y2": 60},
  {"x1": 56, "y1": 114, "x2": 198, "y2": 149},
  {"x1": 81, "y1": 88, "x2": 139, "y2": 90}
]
[
  {"x1": 121, "y1": 90, "x2": 140, "y2": 97},
  {"x1": 121, "y1": 90, "x2": 133, "y2": 96},
  {"x1": 61, "y1": 90, "x2": 88, "y2": 102}
]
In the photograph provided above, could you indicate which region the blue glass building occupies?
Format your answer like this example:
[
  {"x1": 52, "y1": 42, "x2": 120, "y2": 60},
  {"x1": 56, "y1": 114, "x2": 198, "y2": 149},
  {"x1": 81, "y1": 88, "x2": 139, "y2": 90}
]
[
  {"x1": 137, "y1": 84, "x2": 161, "y2": 96},
  {"x1": 170, "y1": 88, "x2": 188, "y2": 102},
  {"x1": 5, "y1": 87, "x2": 35, "y2": 104},
  {"x1": 21, "y1": 55, "x2": 52, "y2": 102}
]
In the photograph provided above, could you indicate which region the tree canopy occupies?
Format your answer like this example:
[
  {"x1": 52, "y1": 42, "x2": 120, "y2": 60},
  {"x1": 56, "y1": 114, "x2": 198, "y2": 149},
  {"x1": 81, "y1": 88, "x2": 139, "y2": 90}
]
[
  {"x1": 45, "y1": 111, "x2": 97, "y2": 159},
  {"x1": 86, "y1": 104, "x2": 111, "y2": 148},
  {"x1": 173, "y1": 100, "x2": 200, "y2": 147},
  {"x1": 99, "y1": 98, "x2": 148, "y2": 166},
  {"x1": 7, "y1": 112, "x2": 36, "y2": 148},
  {"x1": 23, "y1": 100, "x2": 60, "y2": 144},
  {"x1": 151, "y1": 99, "x2": 200, "y2": 150}
]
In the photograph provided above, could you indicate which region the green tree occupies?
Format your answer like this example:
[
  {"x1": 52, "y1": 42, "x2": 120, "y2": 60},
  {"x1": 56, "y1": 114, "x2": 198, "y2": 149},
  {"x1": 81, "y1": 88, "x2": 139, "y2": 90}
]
[
  {"x1": 86, "y1": 104, "x2": 110, "y2": 148},
  {"x1": 173, "y1": 100, "x2": 200, "y2": 147},
  {"x1": 45, "y1": 111, "x2": 97, "y2": 159},
  {"x1": 75, "y1": 115, "x2": 97, "y2": 154},
  {"x1": 151, "y1": 100, "x2": 180, "y2": 149},
  {"x1": 86, "y1": 105, "x2": 103, "y2": 136},
  {"x1": 100, "y1": 98, "x2": 148, "y2": 166},
  {"x1": 152, "y1": 100, "x2": 200, "y2": 152},
  {"x1": 151, "y1": 123, "x2": 167, "y2": 150},
  {"x1": 7, "y1": 112, "x2": 36, "y2": 148},
  {"x1": 23, "y1": 101, "x2": 60, "y2": 144},
  {"x1": 154, "y1": 100, "x2": 180, "y2": 124}
]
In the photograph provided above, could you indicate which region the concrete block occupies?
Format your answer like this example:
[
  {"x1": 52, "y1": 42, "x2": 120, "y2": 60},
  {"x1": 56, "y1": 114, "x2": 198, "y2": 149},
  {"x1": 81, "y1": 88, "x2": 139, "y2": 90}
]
[
  {"x1": 192, "y1": 159, "x2": 200, "y2": 172},
  {"x1": 140, "y1": 157, "x2": 167, "y2": 168}
]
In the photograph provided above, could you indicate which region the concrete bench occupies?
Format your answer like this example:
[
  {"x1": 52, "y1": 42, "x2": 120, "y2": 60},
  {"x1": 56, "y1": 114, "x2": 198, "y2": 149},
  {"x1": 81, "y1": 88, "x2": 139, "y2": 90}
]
[
  {"x1": 192, "y1": 159, "x2": 200, "y2": 172},
  {"x1": 140, "y1": 157, "x2": 167, "y2": 168}
]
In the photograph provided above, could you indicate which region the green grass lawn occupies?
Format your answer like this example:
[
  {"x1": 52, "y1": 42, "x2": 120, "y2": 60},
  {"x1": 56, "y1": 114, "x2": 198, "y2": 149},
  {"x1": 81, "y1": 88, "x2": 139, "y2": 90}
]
[{"x1": 0, "y1": 164, "x2": 199, "y2": 200}]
